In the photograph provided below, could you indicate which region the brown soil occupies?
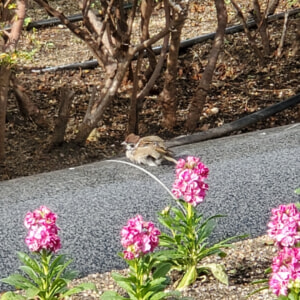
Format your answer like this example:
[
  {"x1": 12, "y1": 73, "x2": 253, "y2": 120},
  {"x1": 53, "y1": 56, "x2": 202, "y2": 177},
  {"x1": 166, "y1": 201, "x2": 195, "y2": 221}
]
[{"x1": 1, "y1": 2, "x2": 299, "y2": 182}]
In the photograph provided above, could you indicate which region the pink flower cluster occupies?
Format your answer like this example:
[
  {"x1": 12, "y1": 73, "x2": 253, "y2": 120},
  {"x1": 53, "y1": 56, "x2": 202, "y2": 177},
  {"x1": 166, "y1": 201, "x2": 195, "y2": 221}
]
[
  {"x1": 172, "y1": 156, "x2": 209, "y2": 207},
  {"x1": 121, "y1": 215, "x2": 160, "y2": 260},
  {"x1": 267, "y1": 203, "x2": 300, "y2": 297},
  {"x1": 24, "y1": 206, "x2": 61, "y2": 253},
  {"x1": 269, "y1": 247, "x2": 300, "y2": 296},
  {"x1": 267, "y1": 203, "x2": 300, "y2": 248}
]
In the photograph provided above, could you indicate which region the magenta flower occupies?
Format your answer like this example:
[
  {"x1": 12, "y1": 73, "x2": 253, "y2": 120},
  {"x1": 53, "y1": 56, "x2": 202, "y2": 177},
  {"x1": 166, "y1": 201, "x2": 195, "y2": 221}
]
[
  {"x1": 267, "y1": 203, "x2": 300, "y2": 248},
  {"x1": 269, "y1": 247, "x2": 300, "y2": 296},
  {"x1": 24, "y1": 205, "x2": 57, "y2": 229},
  {"x1": 172, "y1": 156, "x2": 209, "y2": 206},
  {"x1": 121, "y1": 215, "x2": 160, "y2": 260},
  {"x1": 24, "y1": 206, "x2": 61, "y2": 253}
]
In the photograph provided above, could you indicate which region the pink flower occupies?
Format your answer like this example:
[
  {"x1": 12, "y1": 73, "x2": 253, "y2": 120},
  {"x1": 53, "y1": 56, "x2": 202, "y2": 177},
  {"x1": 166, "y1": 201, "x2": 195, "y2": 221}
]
[
  {"x1": 267, "y1": 203, "x2": 300, "y2": 248},
  {"x1": 172, "y1": 156, "x2": 209, "y2": 206},
  {"x1": 269, "y1": 247, "x2": 300, "y2": 296},
  {"x1": 121, "y1": 215, "x2": 160, "y2": 260},
  {"x1": 24, "y1": 206, "x2": 61, "y2": 253},
  {"x1": 24, "y1": 206, "x2": 57, "y2": 229}
]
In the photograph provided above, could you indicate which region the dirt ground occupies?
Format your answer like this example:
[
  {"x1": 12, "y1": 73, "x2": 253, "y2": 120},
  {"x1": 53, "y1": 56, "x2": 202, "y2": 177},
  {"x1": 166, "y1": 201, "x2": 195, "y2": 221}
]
[{"x1": 1, "y1": 1, "x2": 299, "y2": 181}]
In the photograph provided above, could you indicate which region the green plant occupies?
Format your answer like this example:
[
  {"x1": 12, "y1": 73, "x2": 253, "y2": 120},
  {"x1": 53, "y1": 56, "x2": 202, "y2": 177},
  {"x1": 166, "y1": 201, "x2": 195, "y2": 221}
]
[
  {"x1": 1, "y1": 206, "x2": 97, "y2": 300},
  {"x1": 101, "y1": 215, "x2": 183, "y2": 300}
]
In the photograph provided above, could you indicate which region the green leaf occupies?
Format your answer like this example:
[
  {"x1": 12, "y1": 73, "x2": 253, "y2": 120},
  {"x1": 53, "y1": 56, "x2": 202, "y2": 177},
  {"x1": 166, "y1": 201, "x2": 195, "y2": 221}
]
[
  {"x1": 62, "y1": 269, "x2": 78, "y2": 281},
  {"x1": 17, "y1": 252, "x2": 41, "y2": 274},
  {"x1": 0, "y1": 292, "x2": 26, "y2": 300},
  {"x1": 147, "y1": 277, "x2": 167, "y2": 288},
  {"x1": 19, "y1": 266, "x2": 41, "y2": 286},
  {"x1": 277, "y1": 296, "x2": 290, "y2": 300},
  {"x1": 23, "y1": 17, "x2": 32, "y2": 27},
  {"x1": 159, "y1": 235, "x2": 177, "y2": 247},
  {"x1": 246, "y1": 285, "x2": 269, "y2": 298},
  {"x1": 294, "y1": 188, "x2": 300, "y2": 195},
  {"x1": 47, "y1": 278, "x2": 68, "y2": 298},
  {"x1": 176, "y1": 265, "x2": 197, "y2": 290},
  {"x1": 202, "y1": 263, "x2": 228, "y2": 285},
  {"x1": 25, "y1": 286, "x2": 40, "y2": 298},
  {"x1": 152, "y1": 263, "x2": 172, "y2": 279},
  {"x1": 149, "y1": 291, "x2": 167, "y2": 300},
  {"x1": 8, "y1": 3, "x2": 17, "y2": 9},
  {"x1": 111, "y1": 272, "x2": 135, "y2": 294},
  {"x1": 172, "y1": 207, "x2": 186, "y2": 221},
  {"x1": 111, "y1": 272, "x2": 133, "y2": 283},
  {"x1": 158, "y1": 216, "x2": 173, "y2": 230},
  {"x1": 63, "y1": 282, "x2": 97, "y2": 296},
  {"x1": 287, "y1": 290, "x2": 299, "y2": 300},
  {"x1": 250, "y1": 279, "x2": 268, "y2": 285},
  {"x1": 49, "y1": 255, "x2": 73, "y2": 280},
  {"x1": 0, "y1": 274, "x2": 37, "y2": 290},
  {"x1": 100, "y1": 291, "x2": 128, "y2": 300},
  {"x1": 49, "y1": 254, "x2": 66, "y2": 272}
]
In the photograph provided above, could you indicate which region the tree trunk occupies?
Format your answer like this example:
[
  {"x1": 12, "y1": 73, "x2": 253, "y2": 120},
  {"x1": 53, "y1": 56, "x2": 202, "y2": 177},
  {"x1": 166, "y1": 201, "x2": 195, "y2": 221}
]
[
  {"x1": 12, "y1": 76, "x2": 48, "y2": 129},
  {"x1": 161, "y1": 3, "x2": 187, "y2": 130},
  {"x1": 0, "y1": 0, "x2": 26, "y2": 163},
  {"x1": 49, "y1": 87, "x2": 75, "y2": 148},
  {"x1": 253, "y1": 0, "x2": 270, "y2": 56},
  {"x1": 127, "y1": 0, "x2": 154, "y2": 134},
  {"x1": 5, "y1": 0, "x2": 27, "y2": 52},
  {"x1": 140, "y1": 0, "x2": 157, "y2": 81},
  {"x1": 267, "y1": 0, "x2": 280, "y2": 15},
  {"x1": 292, "y1": 24, "x2": 300, "y2": 56},
  {"x1": 74, "y1": 59, "x2": 131, "y2": 144},
  {"x1": 185, "y1": 0, "x2": 227, "y2": 132},
  {"x1": 0, "y1": 66, "x2": 11, "y2": 163},
  {"x1": 0, "y1": 0, "x2": 13, "y2": 22},
  {"x1": 128, "y1": 54, "x2": 143, "y2": 134},
  {"x1": 33, "y1": 0, "x2": 186, "y2": 144}
]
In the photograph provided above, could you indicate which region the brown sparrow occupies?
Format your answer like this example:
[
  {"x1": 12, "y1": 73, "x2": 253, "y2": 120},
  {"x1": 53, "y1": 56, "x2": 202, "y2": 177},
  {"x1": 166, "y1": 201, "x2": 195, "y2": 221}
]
[{"x1": 122, "y1": 133, "x2": 177, "y2": 166}]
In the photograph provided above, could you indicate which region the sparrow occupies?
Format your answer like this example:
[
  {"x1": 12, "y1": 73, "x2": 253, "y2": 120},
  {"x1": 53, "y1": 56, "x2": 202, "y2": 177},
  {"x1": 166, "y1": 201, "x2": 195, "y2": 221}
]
[{"x1": 122, "y1": 133, "x2": 177, "y2": 166}]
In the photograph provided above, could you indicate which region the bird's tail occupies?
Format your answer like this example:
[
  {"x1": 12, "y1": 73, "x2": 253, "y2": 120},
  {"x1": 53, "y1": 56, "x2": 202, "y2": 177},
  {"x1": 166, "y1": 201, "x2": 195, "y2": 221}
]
[{"x1": 164, "y1": 155, "x2": 178, "y2": 164}]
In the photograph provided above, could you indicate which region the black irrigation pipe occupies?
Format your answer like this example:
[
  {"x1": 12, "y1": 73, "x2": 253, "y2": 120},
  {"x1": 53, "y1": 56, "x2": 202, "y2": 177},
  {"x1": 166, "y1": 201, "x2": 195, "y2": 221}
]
[
  {"x1": 1, "y1": 3, "x2": 133, "y2": 31},
  {"x1": 26, "y1": 3, "x2": 134, "y2": 30},
  {"x1": 30, "y1": 8, "x2": 300, "y2": 73},
  {"x1": 166, "y1": 93, "x2": 300, "y2": 148}
]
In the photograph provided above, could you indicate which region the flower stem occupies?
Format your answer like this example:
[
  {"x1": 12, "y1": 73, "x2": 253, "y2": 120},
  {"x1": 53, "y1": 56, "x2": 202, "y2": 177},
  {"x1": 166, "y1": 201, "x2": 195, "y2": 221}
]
[
  {"x1": 40, "y1": 250, "x2": 50, "y2": 300},
  {"x1": 134, "y1": 257, "x2": 143, "y2": 300},
  {"x1": 107, "y1": 160, "x2": 176, "y2": 200}
]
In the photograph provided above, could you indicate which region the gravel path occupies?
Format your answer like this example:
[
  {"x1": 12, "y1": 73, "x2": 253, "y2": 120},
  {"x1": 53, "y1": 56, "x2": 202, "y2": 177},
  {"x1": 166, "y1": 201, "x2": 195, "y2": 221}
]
[{"x1": 0, "y1": 124, "x2": 299, "y2": 295}]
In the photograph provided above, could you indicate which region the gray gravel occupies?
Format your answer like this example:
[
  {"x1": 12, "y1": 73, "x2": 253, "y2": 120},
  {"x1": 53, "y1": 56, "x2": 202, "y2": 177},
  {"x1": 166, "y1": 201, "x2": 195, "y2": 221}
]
[{"x1": 0, "y1": 123, "x2": 299, "y2": 292}]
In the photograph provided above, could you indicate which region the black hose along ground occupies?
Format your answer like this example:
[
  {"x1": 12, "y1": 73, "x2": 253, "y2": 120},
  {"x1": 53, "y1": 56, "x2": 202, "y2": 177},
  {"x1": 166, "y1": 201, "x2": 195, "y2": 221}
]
[
  {"x1": 166, "y1": 93, "x2": 300, "y2": 148},
  {"x1": 29, "y1": 8, "x2": 300, "y2": 73},
  {"x1": 20, "y1": 8, "x2": 300, "y2": 146}
]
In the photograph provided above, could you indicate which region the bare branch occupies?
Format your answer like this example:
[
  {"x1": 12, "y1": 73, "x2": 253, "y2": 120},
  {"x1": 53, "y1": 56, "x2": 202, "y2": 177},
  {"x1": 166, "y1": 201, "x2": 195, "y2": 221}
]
[
  {"x1": 83, "y1": 86, "x2": 97, "y2": 123},
  {"x1": 131, "y1": 24, "x2": 172, "y2": 55},
  {"x1": 5, "y1": 0, "x2": 27, "y2": 52},
  {"x1": 275, "y1": 10, "x2": 289, "y2": 58},
  {"x1": 231, "y1": 0, "x2": 264, "y2": 64},
  {"x1": 252, "y1": 0, "x2": 270, "y2": 55},
  {"x1": 33, "y1": 0, "x2": 106, "y2": 66},
  {"x1": 81, "y1": 0, "x2": 90, "y2": 18},
  {"x1": 167, "y1": 0, "x2": 184, "y2": 14},
  {"x1": 137, "y1": 33, "x2": 169, "y2": 102},
  {"x1": 126, "y1": 0, "x2": 138, "y2": 38},
  {"x1": 4, "y1": 0, "x2": 13, "y2": 9},
  {"x1": 11, "y1": 74, "x2": 48, "y2": 129}
]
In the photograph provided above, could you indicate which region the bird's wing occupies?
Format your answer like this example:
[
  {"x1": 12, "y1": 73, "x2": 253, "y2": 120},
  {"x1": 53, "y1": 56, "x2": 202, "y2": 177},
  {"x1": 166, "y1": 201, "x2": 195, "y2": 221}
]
[
  {"x1": 138, "y1": 136, "x2": 166, "y2": 148},
  {"x1": 133, "y1": 144, "x2": 162, "y2": 160}
]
